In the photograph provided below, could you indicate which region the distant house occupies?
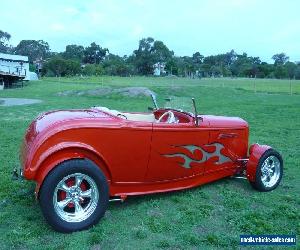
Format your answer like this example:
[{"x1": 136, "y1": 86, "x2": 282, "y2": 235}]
[
  {"x1": 0, "y1": 53, "x2": 37, "y2": 88},
  {"x1": 153, "y1": 62, "x2": 166, "y2": 76},
  {"x1": 33, "y1": 58, "x2": 44, "y2": 76},
  {"x1": 0, "y1": 53, "x2": 29, "y2": 77}
]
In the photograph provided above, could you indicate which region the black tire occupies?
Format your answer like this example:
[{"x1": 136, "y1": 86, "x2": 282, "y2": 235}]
[
  {"x1": 39, "y1": 158, "x2": 109, "y2": 233},
  {"x1": 250, "y1": 149, "x2": 283, "y2": 192}
]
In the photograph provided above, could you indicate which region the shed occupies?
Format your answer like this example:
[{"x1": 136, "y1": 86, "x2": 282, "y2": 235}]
[{"x1": 0, "y1": 53, "x2": 30, "y2": 88}]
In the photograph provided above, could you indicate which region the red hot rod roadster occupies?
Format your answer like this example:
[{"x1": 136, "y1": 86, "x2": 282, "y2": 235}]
[{"x1": 17, "y1": 95, "x2": 283, "y2": 232}]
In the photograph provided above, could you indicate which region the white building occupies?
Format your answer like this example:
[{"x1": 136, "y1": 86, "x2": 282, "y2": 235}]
[
  {"x1": 153, "y1": 62, "x2": 166, "y2": 76},
  {"x1": 0, "y1": 53, "x2": 29, "y2": 78},
  {"x1": 0, "y1": 53, "x2": 38, "y2": 89}
]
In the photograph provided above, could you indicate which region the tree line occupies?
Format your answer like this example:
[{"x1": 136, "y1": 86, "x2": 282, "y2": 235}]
[{"x1": 1, "y1": 30, "x2": 300, "y2": 79}]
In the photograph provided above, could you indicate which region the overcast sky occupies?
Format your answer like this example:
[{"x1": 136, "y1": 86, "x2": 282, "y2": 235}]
[{"x1": 2, "y1": 0, "x2": 300, "y2": 62}]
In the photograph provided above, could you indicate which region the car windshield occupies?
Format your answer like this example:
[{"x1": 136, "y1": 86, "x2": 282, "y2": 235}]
[{"x1": 162, "y1": 96, "x2": 195, "y2": 114}]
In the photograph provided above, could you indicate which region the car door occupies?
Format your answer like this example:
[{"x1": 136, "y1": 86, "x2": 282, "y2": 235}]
[
  {"x1": 146, "y1": 118, "x2": 210, "y2": 182},
  {"x1": 93, "y1": 119, "x2": 153, "y2": 182}
]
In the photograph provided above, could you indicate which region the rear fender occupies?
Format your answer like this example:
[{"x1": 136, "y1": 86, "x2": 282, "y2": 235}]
[
  {"x1": 246, "y1": 143, "x2": 271, "y2": 182},
  {"x1": 34, "y1": 144, "x2": 112, "y2": 196}
]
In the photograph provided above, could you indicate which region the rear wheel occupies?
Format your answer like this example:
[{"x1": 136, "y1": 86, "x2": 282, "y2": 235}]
[
  {"x1": 250, "y1": 149, "x2": 283, "y2": 192},
  {"x1": 39, "y1": 159, "x2": 109, "y2": 233}
]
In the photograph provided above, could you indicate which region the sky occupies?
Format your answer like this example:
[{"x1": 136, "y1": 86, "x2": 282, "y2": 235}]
[{"x1": 1, "y1": 0, "x2": 300, "y2": 62}]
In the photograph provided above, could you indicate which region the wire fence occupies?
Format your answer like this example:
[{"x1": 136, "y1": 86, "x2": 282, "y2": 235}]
[
  {"x1": 119, "y1": 77, "x2": 300, "y2": 95},
  {"x1": 43, "y1": 76, "x2": 300, "y2": 95},
  {"x1": 186, "y1": 78, "x2": 300, "y2": 95}
]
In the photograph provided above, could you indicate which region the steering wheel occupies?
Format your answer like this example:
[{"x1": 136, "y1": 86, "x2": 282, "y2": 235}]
[
  {"x1": 157, "y1": 111, "x2": 176, "y2": 123},
  {"x1": 117, "y1": 113, "x2": 127, "y2": 119}
]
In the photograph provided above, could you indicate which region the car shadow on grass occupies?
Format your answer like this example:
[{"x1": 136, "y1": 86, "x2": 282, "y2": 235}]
[{"x1": 109, "y1": 176, "x2": 254, "y2": 210}]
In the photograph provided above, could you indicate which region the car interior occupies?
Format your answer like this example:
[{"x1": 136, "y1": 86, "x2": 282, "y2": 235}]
[{"x1": 94, "y1": 107, "x2": 192, "y2": 124}]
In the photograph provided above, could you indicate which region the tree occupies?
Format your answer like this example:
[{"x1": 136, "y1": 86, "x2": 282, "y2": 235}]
[
  {"x1": 270, "y1": 53, "x2": 290, "y2": 79},
  {"x1": 284, "y1": 62, "x2": 297, "y2": 79},
  {"x1": 82, "y1": 64, "x2": 104, "y2": 76},
  {"x1": 171, "y1": 56, "x2": 194, "y2": 77},
  {"x1": 0, "y1": 30, "x2": 11, "y2": 53},
  {"x1": 44, "y1": 57, "x2": 67, "y2": 76},
  {"x1": 5, "y1": 32, "x2": 295, "y2": 79},
  {"x1": 83, "y1": 42, "x2": 108, "y2": 64},
  {"x1": 272, "y1": 53, "x2": 289, "y2": 66},
  {"x1": 294, "y1": 65, "x2": 300, "y2": 80},
  {"x1": 257, "y1": 62, "x2": 274, "y2": 78},
  {"x1": 228, "y1": 53, "x2": 262, "y2": 77},
  {"x1": 192, "y1": 52, "x2": 204, "y2": 64},
  {"x1": 192, "y1": 52, "x2": 204, "y2": 74},
  {"x1": 132, "y1": 37, "x2": 155, "y2": 75},
  {"x1": 14, "y1": 40, "x2": 50, "y2": 62},
  {"x1": 63, "y1": 45, "x2": 84, "y2": 61},
  {"x1": 165, "y1": 58, "x2": 179, "y2": 75},
  {"x1": 273, "y1": 66, "x2": 288, "y2": 79},
  {"x1": 246, "y1": 56, "x2": 261, "y2": 77},
  {"x1": 44, "y1": 57, "x2": 81, "y2": 76},
  {"x1": 224, "y1": 49, "x2": 237, "y2": 66},
  {"x1": 103, "y1": 54, "x2": 133, "y2": 76},
  {"x1": 152, "y1": 40, "x2": 174, "y2": 63},
  {"x1": 210, "y1": 65, "x2": 222, "y2": 77},
  {"x1": 131, "y1": 37, "x2": 174, "y2": 75},
  {"x1": 64, "y1": 60, "x2": 81, "y2": 75}
]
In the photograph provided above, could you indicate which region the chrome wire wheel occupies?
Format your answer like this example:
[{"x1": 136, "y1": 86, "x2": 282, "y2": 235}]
[
  {"x1": 53, "y1": 173, "x2": 99, "y2": 223},
  {"x1": 260, "y1": 155, "x2": 281, "y2": 188}
]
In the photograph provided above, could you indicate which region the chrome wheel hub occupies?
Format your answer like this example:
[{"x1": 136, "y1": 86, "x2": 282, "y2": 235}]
[
  {"x1": 53, "y1": 173, "x2": 99, "y2": 223},
  {"x1": 261, "y1": 155, "x2": 280, "y2": 188}
]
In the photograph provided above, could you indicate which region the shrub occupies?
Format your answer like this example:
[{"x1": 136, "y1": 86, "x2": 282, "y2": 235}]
[{"x1": 43, "y1": 57, "x2": 81, "y2": 76}]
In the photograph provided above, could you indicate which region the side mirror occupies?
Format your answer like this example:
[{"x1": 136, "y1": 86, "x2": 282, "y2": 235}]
[
  {"x1": 165, "y1": 97, "x2": 171, "y2": 102},
  {"x1": 148, "y1": 106, "x2": 154, "y2": 111}
]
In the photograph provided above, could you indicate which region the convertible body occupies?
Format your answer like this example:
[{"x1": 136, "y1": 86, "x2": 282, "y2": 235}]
[
  {"x1": 22, "y1": 107, "x2": 249, "y2": 196},
  {"x1": 19, "y1": 103, "x2": 283, "y2": 232}
]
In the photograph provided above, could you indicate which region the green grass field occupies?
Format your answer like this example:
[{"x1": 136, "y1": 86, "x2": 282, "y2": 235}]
[{"x1": 0, "y1": 77, "x2": 299, "y2": 249}]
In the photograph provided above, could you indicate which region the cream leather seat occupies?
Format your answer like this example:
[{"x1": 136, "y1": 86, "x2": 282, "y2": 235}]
[{"x1": 95, "y1": 107, "x2": 155, "y2": 122}]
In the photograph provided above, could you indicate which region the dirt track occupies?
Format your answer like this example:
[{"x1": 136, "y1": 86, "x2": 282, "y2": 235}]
[{"x1": 57, "y1": 86, "x2": 155, "y2": 97}]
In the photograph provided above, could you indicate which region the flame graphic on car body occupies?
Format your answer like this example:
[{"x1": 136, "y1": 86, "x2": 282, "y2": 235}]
[{"x1": 163, "y1": 143, "x2": 232, "y2": 169}]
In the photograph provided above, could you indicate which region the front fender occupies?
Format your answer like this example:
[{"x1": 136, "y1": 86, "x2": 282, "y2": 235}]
[{"x1": 246, "y1": 143, "x2": 271, "y2": 182}]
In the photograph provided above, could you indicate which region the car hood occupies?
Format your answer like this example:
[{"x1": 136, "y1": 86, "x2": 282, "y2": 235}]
[{"x1": 204, "y1": 115, "x2": 248, "y2": 128}]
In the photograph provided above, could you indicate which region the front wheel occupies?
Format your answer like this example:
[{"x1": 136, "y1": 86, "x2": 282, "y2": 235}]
[
  {"x1": 39, "y1": 159, "x2": 109, "y2": 233},
  {"x1": 250, "y1": 149, "x2": 283, "y2": 192}
]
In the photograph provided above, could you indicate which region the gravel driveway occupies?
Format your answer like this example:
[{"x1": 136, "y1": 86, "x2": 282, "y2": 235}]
[{"x1": 0, "y1": 98, "x2": 42, "y2": 106}]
